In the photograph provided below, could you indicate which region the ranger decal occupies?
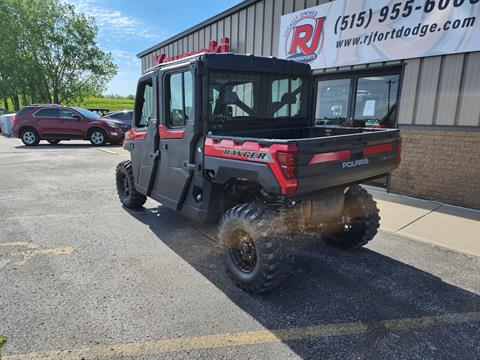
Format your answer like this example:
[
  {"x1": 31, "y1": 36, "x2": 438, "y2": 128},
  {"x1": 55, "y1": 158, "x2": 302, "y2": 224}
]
[{"x1": 223, "y1": 149, "x2": 272, "y2": 162}]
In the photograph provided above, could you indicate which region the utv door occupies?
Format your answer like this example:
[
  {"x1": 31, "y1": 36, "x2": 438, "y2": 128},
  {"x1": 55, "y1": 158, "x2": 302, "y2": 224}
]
[
  {"x1": 128, "y1": 73, "x2": 159, "y2": 194},
  {"x1": 150, "y1": 67, "x2": 196, "y2": 211}
]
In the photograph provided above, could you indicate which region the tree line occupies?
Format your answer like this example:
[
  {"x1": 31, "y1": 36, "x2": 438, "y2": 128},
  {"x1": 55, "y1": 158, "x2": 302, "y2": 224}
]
[{"x1": 0, "y1": 0, "x2": 117, "y2": 112}]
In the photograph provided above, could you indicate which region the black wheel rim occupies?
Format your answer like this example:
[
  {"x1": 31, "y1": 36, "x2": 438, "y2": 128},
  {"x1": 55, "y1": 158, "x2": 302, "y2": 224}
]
[
  {"x1": 228, "y1": 229, "x2": 257, "y2": 273},
  {"x1": 118, "y1": 172, "x2": 130, "y2": 199},
  {"x1": 329, "y1": 204, "x2": 366, "y2": 241}
]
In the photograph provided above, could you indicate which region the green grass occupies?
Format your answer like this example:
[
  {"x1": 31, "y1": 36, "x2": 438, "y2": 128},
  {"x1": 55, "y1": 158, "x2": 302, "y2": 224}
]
[
  {"x1": 1, "y1": 97, "x2": 134, "y2": 114},
  {"x1": 70, "y1": 97, "x2": 134, "y2": 112},
  {"x1": 0, "y1": 335, "x2": 6, "y2": 356}
]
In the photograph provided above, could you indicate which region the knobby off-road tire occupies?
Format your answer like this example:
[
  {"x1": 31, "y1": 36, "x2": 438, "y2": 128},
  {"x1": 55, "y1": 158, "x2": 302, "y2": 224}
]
[
  {"x1": 219, "y1": 203, "x2": 294, "y2": 294},
  {"x1": 323, "y1": 185, "x2": 380, "y2": 249},
  {"x1": 116, "y1": 160, "x2": 147, "y2": 209}
]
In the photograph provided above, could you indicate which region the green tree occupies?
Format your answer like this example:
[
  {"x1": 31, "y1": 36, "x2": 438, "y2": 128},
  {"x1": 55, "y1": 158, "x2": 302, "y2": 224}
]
[{"x1": 0, "y1": 0, "x2": 117, "y2": 107}]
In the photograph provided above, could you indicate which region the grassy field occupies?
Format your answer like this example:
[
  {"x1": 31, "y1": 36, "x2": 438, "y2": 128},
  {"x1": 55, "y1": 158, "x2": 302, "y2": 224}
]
[
  {"x1": 71, "y1": 97, "x2": 134, "y2": 112},
  {"x1": 1, "y1": 97, "x2": 134, "y2": 114}
]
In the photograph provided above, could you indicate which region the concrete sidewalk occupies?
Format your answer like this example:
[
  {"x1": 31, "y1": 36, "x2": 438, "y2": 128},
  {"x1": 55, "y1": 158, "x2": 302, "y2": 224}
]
[{"x1": 366, "y1": 186, "x2": 480, "y2": 257}]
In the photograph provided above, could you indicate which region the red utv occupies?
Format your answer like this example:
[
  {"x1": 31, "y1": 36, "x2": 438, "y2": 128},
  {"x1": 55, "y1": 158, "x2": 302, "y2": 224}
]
[
  {"x1": 116, "y1": 53, "x2": 401, "y2": 293},
  {"x1": 11, "y1": 104, "x2": 128, "y2": 146}
]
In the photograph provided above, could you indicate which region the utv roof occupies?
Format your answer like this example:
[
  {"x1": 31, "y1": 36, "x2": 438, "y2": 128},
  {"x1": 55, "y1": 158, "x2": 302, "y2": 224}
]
[{"x1": 145, "y1": 53, "x2": 312, "y2": 76}]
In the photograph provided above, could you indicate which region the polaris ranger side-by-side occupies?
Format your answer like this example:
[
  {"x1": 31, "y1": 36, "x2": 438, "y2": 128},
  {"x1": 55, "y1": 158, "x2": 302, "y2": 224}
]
[{"x1": 116, "y1": 53, "x2": 401, "y2": 293}]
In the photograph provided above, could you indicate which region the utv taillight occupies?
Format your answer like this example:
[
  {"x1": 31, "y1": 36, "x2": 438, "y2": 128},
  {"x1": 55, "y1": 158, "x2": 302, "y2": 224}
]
[
  {"x1": 276, "y1": 151, "x2": 297, "y2": 179},
  {"x1": 125, "y1": 129, "x2": 134, "y2": 140},
  {"x1": 395, "y1": 137, "x2": 402, "y2": 168}
]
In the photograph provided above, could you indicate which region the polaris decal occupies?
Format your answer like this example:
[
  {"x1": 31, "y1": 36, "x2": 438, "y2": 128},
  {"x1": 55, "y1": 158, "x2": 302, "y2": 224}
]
[
  {"x1": 342, "y1": 159, "x2": 369, "y2": 169},
  {"x1": 223, "y1": 149, "x2": 272, "y2": 162}
]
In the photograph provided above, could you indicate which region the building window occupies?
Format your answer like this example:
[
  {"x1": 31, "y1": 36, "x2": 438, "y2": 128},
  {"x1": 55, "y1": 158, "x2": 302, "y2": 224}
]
[
  {"x1": 354, "y1": 75, "x2": 400, "y2": 128},
  {"x1": 315, "y1": 78, "x2": 351, "y2": 125},
  {"x1": 166, "y1": 70, "x2": 193, "y2": 128},
  {"x1": 315, "y1": 69, "x2": 401, "y2": 128}
]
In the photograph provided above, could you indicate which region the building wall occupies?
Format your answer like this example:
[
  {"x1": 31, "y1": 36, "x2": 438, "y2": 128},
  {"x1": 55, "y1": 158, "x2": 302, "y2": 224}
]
[
  {"x1": 398, "y1": 52, "x2": 480, "y2": 127},
  {"x1": 139, "y1": 0, "x2": 480, "y2": 208},
  {"x1": 139, "y1": 0, "x2": 480, "y2": 128},
  {"x1": 391, "y1": 128, "x2": 480, "y2": 210}
]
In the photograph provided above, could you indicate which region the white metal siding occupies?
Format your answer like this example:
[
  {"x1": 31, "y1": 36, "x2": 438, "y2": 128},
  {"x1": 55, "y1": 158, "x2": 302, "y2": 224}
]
[{"x1": 140, "y1": 0, "x2": 480, "y2": 128}]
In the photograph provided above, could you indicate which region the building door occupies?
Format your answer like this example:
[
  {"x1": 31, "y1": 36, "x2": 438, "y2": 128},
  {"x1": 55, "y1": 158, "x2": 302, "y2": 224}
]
[{"x1": 314, "y1": 67, "x2": 402, "y2": 187}]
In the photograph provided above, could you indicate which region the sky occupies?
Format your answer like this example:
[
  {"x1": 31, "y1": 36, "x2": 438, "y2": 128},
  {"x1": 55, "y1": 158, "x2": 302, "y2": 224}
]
[{"x1": 68, "y1": 0, "x2": 242, "y2": 96}]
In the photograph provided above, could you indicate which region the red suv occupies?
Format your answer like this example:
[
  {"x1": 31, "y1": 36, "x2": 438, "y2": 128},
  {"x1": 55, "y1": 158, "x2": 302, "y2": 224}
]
[{"x1": 12, "y1": 104, "x2": 129, "y2": 146}]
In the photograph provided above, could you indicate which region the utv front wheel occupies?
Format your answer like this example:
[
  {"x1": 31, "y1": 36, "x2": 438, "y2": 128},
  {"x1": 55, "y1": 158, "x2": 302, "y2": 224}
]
[
  {"x1": 116, "y1": 160, "x2": 146, "y2": 208},
  {"x1": 219, "y1": 203, "x2": 294, "y2": 294},
  {"x1": 323, "y1": 185, "x2": 380, "y2": 249}
]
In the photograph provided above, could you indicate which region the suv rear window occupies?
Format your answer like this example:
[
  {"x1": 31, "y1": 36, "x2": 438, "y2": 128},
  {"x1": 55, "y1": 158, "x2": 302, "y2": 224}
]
[
  {"x1": 35, "y1": 108, "x2": 58, "y2": 117},
  {"x1": 16, "y1": 107, "x2": 33, "y2": 116}
]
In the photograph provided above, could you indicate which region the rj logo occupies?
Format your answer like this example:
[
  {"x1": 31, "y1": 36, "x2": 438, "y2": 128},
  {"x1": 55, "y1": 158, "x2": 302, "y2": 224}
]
[{"x1": 289, "y1": 17, "x2": 326, "y2": 56}]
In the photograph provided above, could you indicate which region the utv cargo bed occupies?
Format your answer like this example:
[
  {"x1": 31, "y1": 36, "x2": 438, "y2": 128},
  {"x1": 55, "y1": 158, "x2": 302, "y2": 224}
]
[{"x1": 206, "y1": 126, "x2": 401, "y2": 196}]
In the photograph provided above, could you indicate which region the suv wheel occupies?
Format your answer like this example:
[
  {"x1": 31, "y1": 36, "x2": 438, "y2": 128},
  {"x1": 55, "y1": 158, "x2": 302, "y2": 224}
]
[
  {"x1": 322, "y1": 185, "x2": 380, "y2": 249},
  {"x1": 89, "y1": 129, "x2": 107, "y2": 146},
  {"x1": 21, "y1": 128, "x2": 40, "y2": 146},
  {"x1": 219, "y1": 203, "x2": 294, "y2": 294},
  {"x1": 116, "y1": 160, "x2": 147, "y2": 208}
]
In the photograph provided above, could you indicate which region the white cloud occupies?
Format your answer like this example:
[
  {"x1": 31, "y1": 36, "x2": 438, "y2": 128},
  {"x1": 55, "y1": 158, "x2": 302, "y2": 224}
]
[
  {"x1": 67, "y1": 0, "x2": 155, "y2": 40},
  {"x1": 110, "y1": 49, "x2": 139, "y2": 68}
]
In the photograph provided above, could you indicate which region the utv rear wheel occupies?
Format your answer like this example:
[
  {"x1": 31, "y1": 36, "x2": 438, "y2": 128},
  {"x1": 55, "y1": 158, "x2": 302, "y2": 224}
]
[
  {"x1": 323, "y1": 185, "x2": 380, "y2": 249},
  {"x1": 219, "y1": 203, "x2": 294, "y2": 294},
  {"x1": 116, "y1": 160, "x2": 146, "y2": 208},
  {"x1": 47, "y1": 140, "x2": 61, "y2": 145},
  {"x1": 20, "y1": 128, "x2": 40, "y2": 146},
  {"x1": 89, "y1": 128, "x2": 107, "y2": 146}
]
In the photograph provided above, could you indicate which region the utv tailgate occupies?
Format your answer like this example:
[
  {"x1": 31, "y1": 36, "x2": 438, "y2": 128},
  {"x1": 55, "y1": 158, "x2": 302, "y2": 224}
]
[{"x1": 295, "y1": 128, "x2": 400, "y2": 196}]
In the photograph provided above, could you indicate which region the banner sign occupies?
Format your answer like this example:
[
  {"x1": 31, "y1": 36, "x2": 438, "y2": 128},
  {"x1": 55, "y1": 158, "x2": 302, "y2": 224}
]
[{"x1": 278, "y1": 0, "x2": 480, "y2": 69}]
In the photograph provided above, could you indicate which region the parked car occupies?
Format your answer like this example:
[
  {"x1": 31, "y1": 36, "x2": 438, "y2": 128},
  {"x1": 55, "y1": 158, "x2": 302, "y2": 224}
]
[
  {"x1": 88, "y1": 108, "x2": 110, "y2": 116},
  {"x1": 11, "y1": 104, "x2": 127, "y2": 146},
  {"x1": 102, "y1": 110, "x2": 133, "y2": 131},
  {"x1": 0, "y1": 114, "x2": 16, "y2": 137}
]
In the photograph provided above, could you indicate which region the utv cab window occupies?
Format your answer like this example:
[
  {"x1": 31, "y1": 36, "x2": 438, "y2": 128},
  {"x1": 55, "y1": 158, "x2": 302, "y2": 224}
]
[
  {"x1": 272, "y1": 78, "x2": 304, "y2": 118},
  {"x1": 135, "y1": 79, "x2": 153, "y2": 128},
  {"x1": 208, "y1": 71, "x2": 308, "y2": 131},
  {"x1": 166, "y1": 71, "x2": 192, "y2": 128}
]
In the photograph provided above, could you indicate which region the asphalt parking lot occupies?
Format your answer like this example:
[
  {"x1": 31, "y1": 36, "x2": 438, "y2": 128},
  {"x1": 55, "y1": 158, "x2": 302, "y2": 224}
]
[{"x1": 0, "y1": 136, "x2": 479, "y2": 360}]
